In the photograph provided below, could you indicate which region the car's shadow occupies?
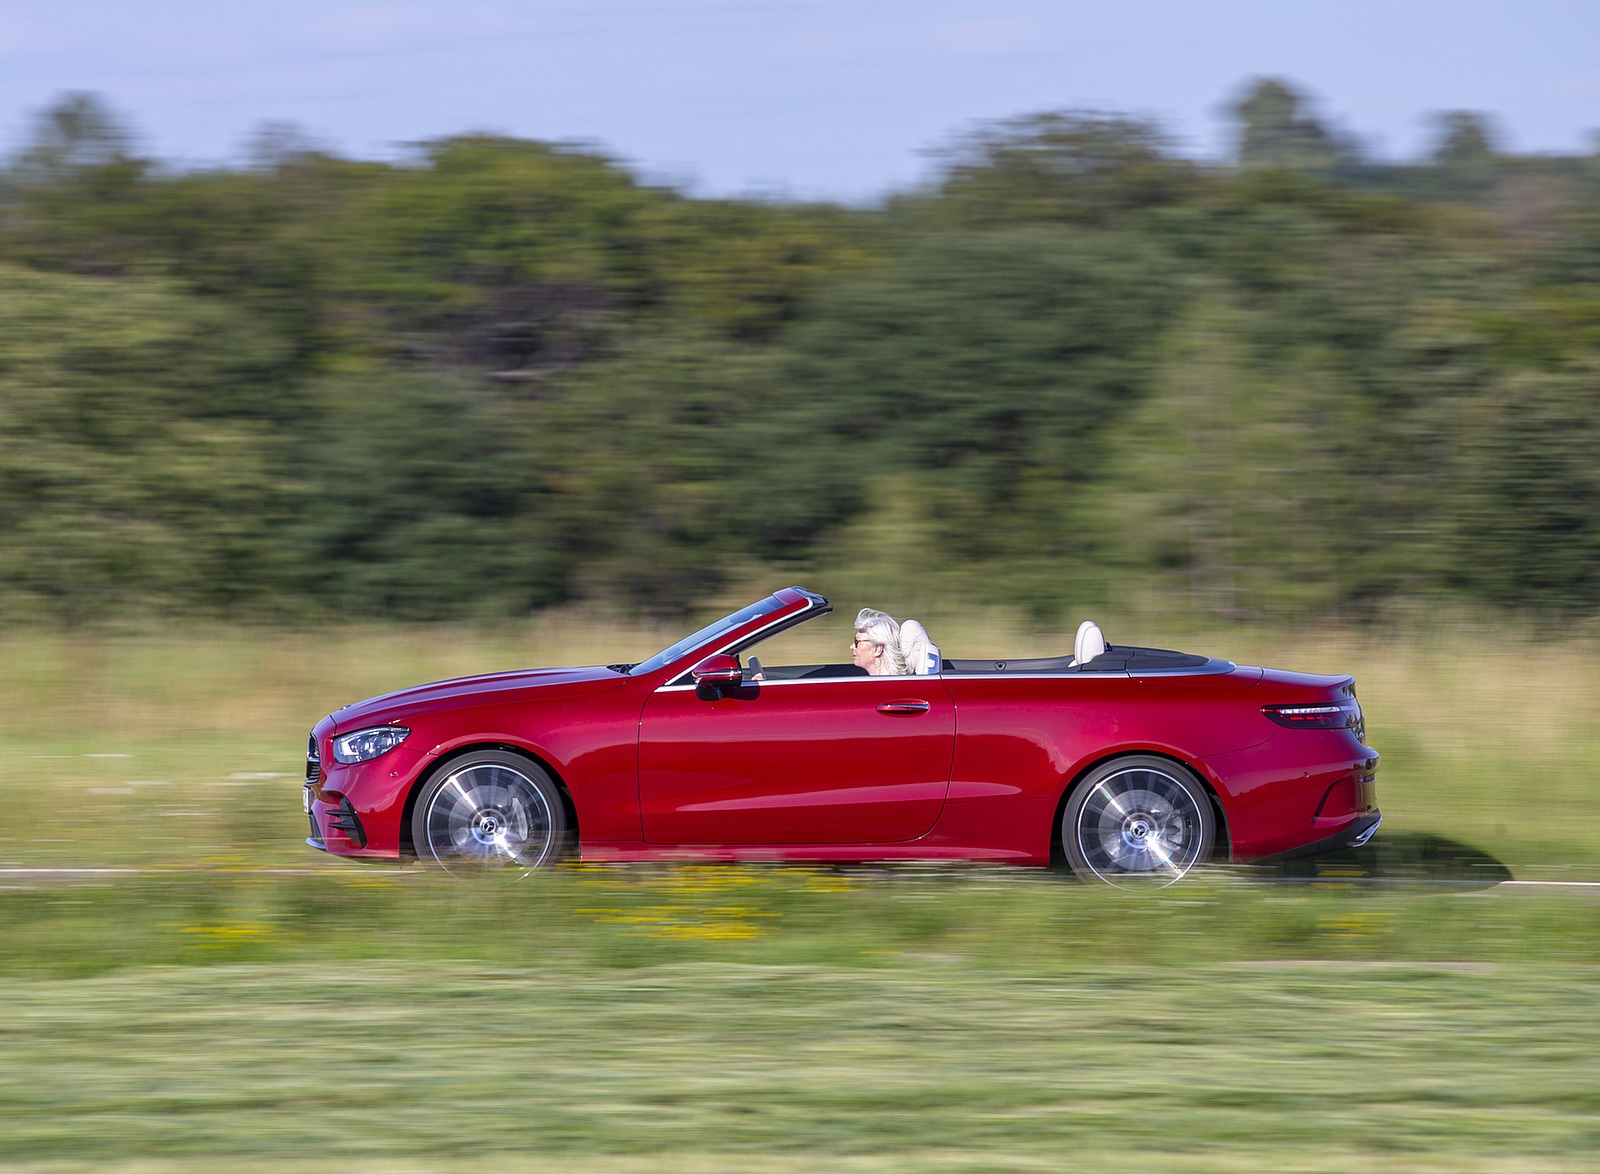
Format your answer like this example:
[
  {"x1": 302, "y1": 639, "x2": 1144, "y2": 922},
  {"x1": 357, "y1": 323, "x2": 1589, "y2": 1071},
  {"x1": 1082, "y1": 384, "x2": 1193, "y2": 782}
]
[{"x1": 1236, "y1": 832, "x2": 1511, "y2": 890}]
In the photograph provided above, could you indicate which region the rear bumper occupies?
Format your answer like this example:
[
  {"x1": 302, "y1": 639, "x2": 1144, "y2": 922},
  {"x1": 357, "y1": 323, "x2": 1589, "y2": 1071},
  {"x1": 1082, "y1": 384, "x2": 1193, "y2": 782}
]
[
  {"x1": 1201, "y1": 731, "x2": 1379, "y2": 860},
  {"x1": 1250, "y1": 811, "x2": 1383, "y2": 864}
]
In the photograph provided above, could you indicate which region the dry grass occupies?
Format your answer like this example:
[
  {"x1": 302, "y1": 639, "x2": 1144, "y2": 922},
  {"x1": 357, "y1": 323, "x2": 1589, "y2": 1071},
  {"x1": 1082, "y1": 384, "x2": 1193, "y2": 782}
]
[{"x1": 0, "y1": 608, "x2": 1595, "y2": 871}]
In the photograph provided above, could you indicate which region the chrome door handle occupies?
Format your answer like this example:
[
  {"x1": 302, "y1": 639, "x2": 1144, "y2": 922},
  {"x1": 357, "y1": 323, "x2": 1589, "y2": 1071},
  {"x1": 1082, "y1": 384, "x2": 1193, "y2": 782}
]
[{"x1": 877, "y1": 700, "x2": 931, "y2": 715}]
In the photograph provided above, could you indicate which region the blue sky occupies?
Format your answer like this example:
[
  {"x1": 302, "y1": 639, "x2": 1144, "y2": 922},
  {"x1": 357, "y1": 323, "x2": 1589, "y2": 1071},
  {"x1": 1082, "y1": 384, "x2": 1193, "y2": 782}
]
[{"x1": 1, "y1": 0, "x2": 1595, "y2": 201}]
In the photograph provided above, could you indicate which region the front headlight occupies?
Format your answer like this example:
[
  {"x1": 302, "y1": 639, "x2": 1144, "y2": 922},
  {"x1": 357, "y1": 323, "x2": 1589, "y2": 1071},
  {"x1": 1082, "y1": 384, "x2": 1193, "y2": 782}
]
[{"x1": 331, "y1": 725, "x2": 411, "y2": 764}]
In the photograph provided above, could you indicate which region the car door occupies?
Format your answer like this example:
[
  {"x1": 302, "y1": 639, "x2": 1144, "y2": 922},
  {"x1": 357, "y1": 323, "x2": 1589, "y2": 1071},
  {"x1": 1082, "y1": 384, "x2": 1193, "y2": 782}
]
[{"x1": 637, "y1": 675, "x2": 956, "y2": 845}]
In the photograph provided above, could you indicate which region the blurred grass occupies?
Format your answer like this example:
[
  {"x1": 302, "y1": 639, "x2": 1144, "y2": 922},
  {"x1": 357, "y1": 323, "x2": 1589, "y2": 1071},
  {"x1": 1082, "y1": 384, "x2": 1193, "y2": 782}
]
[
  {"x1": 2, "y1": 949, "x2": 1600, "y2": 1172},
  {"x1": 2, "y1": 866, "x2": 1599, "y2": 978},
  {"x1": 2, "y1": 614, "x2": 1599, "y2": 1169},
  {"x1": 0, "y1": 613, "x2": 669, "y2": 869}
]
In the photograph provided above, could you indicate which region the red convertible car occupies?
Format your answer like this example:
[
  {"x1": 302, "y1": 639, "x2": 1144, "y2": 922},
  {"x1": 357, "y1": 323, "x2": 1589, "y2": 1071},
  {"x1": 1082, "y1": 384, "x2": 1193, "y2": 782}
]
[{"x1": 303, "y1": 587, "x2": 1379, "y2": 885}]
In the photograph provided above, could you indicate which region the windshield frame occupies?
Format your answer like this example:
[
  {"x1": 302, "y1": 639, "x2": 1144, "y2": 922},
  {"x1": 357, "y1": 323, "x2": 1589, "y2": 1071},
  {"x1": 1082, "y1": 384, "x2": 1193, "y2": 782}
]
[{"x1": 629, "y1": 595, "x2": 791, "y2": 677}]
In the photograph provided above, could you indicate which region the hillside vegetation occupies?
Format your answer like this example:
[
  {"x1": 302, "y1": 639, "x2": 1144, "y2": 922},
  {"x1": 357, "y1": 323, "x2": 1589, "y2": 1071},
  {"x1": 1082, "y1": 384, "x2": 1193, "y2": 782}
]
[{"x1": 3, "y1": 83, "x2": 1599, "y2": 623}]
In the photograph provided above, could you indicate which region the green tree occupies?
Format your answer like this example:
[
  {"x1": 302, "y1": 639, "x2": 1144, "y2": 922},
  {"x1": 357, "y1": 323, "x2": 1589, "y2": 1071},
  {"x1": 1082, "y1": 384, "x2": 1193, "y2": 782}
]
[
  {"x1": 2, "y1": 93, "x2": 152, "y2": 275},
  {"x1": 294, "y1": 376, "x2": 560, "y2": 618},
  {"x1": 1432, "y1": 112, "x2": 1496, "y2": 164},
  {"x1": 0, "y1": 266, "x2": 294, "y2": 620},
  {"x1": 778, "y1": 227, "x2": 1184, "y2": 608},
  {"x1": 1234, "y1": 78, "x2": 1359, "y2": 177},
  {"x1": 1446, "y1": 363, "x2": 1600, "y2": 609},
  {"x1": 928, "y1": 111, "x2": 1202, "y2": 228}
]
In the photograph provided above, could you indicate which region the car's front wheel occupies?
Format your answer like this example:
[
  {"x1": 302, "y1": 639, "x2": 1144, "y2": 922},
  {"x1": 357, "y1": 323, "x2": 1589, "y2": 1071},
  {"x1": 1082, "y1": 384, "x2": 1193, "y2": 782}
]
[
  {"x1": 411, "y1": 751, "x2": 567, "y2": 875},
  {"x1": 1062, "y1": 756, "x2": 1215, "y2": 887}
]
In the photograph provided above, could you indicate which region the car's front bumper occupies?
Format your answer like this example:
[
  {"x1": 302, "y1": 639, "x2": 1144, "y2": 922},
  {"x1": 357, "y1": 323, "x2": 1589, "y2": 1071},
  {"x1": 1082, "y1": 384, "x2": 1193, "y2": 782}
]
[
  {"x1": 304, "y1": 716, "x2": 420, "y2": 858},
  {"x1": 304, "y1": 784, "x2": 369, "y2": 851}
]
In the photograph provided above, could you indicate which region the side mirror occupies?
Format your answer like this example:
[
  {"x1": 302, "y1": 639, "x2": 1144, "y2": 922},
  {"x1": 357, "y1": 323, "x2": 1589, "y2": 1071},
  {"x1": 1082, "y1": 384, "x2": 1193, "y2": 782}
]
[{"x1": 690, "y1": 653, "x2": 743, "y2": 688}]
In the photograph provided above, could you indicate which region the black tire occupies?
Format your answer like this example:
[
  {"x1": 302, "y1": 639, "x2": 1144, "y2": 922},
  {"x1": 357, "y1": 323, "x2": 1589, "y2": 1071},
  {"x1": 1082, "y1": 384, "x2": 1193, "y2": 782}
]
[
  {"x1": 1062, "y1": 756, "x2": 1215, "y2": 887},
  {"x1": 410, "y1": 751, "x2": 568, "y2": 876}
]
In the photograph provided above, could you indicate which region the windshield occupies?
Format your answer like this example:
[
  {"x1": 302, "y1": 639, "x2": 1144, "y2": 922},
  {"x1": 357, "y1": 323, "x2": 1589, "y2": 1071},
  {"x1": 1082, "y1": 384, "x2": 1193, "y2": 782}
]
[{"x1": 630, "y1": 596, "x2": 787, "y2": 676}]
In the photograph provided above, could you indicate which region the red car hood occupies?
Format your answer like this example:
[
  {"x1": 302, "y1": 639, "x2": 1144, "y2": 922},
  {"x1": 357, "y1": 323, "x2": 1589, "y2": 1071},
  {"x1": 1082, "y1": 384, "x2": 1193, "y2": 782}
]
[{"x1": 329, "y1": 665, "x2": 625, "y2": 730}]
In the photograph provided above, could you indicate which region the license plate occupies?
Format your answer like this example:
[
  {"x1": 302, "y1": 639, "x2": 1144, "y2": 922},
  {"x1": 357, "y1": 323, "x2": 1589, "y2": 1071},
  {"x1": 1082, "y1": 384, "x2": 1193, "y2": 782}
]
[{"x1": 302, "y1": 784, "x2": 314, "y2": 813}]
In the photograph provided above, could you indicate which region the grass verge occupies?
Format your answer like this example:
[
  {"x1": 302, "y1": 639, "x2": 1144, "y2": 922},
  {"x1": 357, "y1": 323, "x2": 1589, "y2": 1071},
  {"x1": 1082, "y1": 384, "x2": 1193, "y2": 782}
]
[
  {"x1": 1, "y1": 616, "x2": 1597, "y2": 1169},
  {"x1": 2, "y1": 945, "x2": 1599, "y2": 1172},
  {"x1": 2, "y1": 868, "x2": 1599, "y2": 1170},
  {"x1": 2, "y1": 867, "x2": 1599, "y2": 978}
]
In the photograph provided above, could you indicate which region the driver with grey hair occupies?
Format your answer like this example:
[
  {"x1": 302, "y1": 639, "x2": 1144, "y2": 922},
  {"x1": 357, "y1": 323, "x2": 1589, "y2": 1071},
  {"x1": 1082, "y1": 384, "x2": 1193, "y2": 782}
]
[{"x1": 852, "y1": 608, "x2": 939, "y2": 676}]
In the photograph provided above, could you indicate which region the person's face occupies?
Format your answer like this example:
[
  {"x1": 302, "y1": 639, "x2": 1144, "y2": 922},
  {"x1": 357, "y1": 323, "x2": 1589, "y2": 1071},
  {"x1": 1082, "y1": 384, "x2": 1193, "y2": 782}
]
[{"x1": 851, "y1": 631, "x2": 884, "y2": 673}]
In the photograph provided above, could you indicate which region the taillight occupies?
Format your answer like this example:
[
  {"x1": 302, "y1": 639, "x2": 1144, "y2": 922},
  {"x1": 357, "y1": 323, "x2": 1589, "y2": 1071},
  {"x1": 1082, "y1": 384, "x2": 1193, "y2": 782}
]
[{"x1": 1262, "y1": 701, "x2": 1362, "y2": 730}]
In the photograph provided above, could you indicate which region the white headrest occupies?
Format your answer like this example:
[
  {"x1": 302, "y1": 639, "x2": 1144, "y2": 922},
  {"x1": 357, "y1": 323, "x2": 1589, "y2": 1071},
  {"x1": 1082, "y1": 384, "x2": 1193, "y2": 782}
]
[
  {"x1": 1074, "y1": 620, "x2": 1106, "y2": 666},
  {"x1": 898, "y1": 620, "x2": 939, "y2": 675}
]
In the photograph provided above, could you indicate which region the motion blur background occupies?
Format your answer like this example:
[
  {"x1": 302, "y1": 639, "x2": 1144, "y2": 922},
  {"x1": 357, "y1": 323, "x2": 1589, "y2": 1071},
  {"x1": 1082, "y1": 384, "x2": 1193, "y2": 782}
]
[
  {"x1": 5, "y1": 7, "x2": 1600, "y2": 1171},
  {"x1": 2, "y1": 1, "x2": 1598, "y2": 627}
]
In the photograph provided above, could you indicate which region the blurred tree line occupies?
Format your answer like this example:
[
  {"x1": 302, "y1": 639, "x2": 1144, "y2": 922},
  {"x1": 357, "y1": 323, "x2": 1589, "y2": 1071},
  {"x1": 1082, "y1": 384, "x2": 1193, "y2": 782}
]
[{"x1": 2, "y1": 80, "x2": 1598, "y2": 624}]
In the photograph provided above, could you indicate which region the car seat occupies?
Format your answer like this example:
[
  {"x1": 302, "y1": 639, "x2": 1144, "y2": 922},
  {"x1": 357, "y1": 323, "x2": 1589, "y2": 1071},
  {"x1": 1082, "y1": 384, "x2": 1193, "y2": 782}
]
[{"x1": 898, "y1": 620, "x2": 940, "y2": 675}]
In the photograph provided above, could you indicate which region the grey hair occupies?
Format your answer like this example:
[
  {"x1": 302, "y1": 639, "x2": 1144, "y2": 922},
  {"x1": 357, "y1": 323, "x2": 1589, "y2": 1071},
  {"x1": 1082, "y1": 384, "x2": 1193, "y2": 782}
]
[{"x1": 854, "y1": 608, "x2": 908, "y2": 674}]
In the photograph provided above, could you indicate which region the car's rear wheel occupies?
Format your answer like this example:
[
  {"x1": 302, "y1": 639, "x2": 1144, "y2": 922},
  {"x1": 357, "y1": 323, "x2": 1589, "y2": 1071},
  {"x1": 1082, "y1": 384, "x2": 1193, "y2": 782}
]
[
  {"x1": 1062, "y1": 756, "x2": 1214, "y2": 887},
  {"x1": 411, "y1": 751, "x2": 567, "y2": 876}
]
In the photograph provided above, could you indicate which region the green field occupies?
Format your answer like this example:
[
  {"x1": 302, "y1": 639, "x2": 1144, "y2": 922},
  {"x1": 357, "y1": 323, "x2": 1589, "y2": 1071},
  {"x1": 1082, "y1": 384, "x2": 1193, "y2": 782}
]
[
  {"x1": 4, "y1": 958, "x2": 1599, "y2": 1173},
  {"x1": 2, "y1": 618, "x2": 1598, "y2": 1171}
]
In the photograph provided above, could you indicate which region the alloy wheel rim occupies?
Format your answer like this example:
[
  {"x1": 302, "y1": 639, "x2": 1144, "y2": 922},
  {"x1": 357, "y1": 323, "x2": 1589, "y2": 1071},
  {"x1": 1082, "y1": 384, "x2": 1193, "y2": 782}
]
[
  {"x1": 1075, "y1": 767, "x2": 1205, "y2": 888},
  {"x1": 423, "y1": 763, "x2": 555, "y2": 875}
]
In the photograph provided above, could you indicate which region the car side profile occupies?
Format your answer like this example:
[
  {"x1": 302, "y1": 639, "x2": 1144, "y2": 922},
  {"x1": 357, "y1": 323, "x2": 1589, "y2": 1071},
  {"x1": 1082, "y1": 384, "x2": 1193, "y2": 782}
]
[{"x1": 303, "y1": 587, "x2": 1379, "y2": 885}]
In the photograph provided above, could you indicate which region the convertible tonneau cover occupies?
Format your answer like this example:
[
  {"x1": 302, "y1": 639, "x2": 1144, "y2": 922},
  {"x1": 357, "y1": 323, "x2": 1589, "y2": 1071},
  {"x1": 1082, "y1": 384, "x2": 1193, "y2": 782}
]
[{"x1": 943, "y1": 646, "x2": 1226, "y2": 675}]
